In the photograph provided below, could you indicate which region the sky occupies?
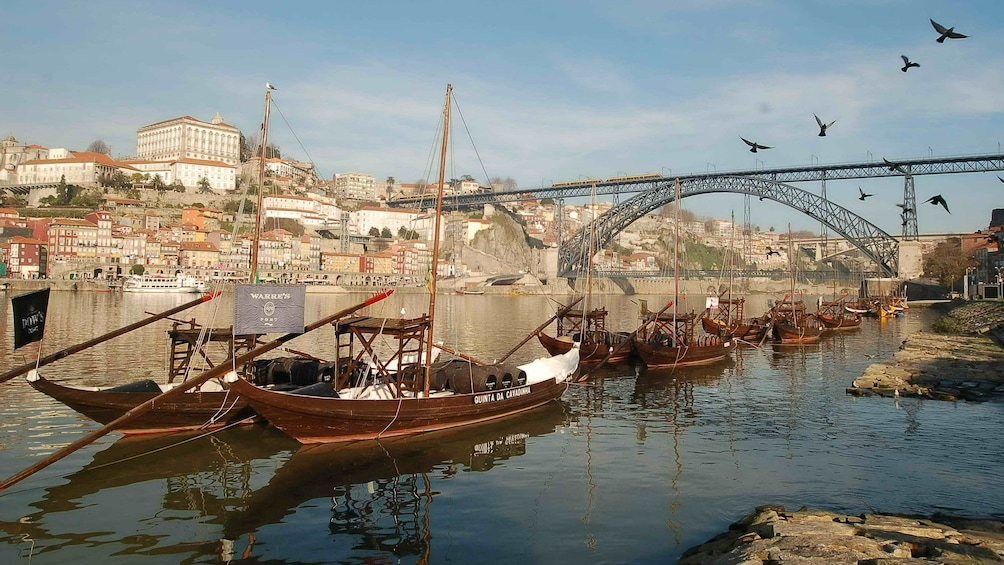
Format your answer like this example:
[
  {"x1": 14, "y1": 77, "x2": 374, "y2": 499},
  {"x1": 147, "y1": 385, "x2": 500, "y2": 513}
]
[{"x1": 3, "y1": 0, "x2": 1003, "y2": 236}]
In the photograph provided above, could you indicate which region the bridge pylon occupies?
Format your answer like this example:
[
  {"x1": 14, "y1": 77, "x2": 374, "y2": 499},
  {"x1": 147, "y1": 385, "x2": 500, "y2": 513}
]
[{"x1": 902, "y1": 167, "x2": 918, "y2": 241}]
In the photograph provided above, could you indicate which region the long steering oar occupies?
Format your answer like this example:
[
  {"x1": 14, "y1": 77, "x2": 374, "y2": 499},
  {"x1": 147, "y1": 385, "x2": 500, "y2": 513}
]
[
  {"x1": 1, "y1": 292, "x2": 221, "y2": 386},
  {"x1": 575, "y1": 300, "x2": 675, "y2": 382},
  {"x1": 497, "y1": 296, "x2": 584, "y2": 363},
  {"x1": 0, "y1": 289, "x2": 393, "y2": 493}
]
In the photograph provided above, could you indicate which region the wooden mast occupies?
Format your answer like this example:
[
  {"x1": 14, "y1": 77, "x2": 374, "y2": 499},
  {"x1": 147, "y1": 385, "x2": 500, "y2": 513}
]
[
  {"x1": 249, "y1": 84, "x2": 274, "y2": 283},
  {"x1": 674, "y1": 178, "x2": 681, "y2": 324},
  {"x1": 423, "y1": 84, "x2": 452, "y2": 398}
]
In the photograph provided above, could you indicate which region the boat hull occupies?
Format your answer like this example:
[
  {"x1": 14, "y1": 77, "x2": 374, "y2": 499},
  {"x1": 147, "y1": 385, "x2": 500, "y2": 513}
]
[
  {"x1": 27, "y1": 375, "x2": 256, "y2": 435},
  {"x1": 229, "y1": 376, "x2": 569, "y2": 444},
  {"x1": 701, "y1": 317, "x2": 769, "y2": 343},
  {"x1": 633, "y1": 337, "x2": 735, "y2": 369},
  {"x1": 537, "y1": 332, "x2": 632, "y2": 366},
  {"x1": 772, "y1": 320, "x2": 824, "y2": 343},
  {"x1": 818, "y1": 313, "x2": 862, "y2": 330}
]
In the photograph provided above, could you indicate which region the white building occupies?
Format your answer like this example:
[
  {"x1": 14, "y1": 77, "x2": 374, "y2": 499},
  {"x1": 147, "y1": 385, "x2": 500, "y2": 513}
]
[
  {"x1": 120, "y1": 158, "x2": 236, "y2": 192},
  {"x1": 136, "y1": 114, "x2": 240, "y2": 166},
  {"x1": 1, "y1": 135, "x2": 48, "y2": 185},
  {"x1": 352, "y1": 206, "x2": 423, "y2": 237},
  {"x1": 334, "y1": 172, "x2": 377, "y2": 201},
  {"x1": 18, "y1": 151, "x2": 138, "y2": 186}
]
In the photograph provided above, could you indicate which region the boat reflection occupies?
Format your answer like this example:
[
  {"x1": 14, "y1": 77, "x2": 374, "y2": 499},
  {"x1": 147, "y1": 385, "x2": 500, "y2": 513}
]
[
  {"x1": 0, "y1": 425, "x2": 298, "y2": 560},
  {"x1": 222, "y1": 402, "x2": 569, "y2": 560},
  {"x1": 2, "y1": 405, "x2": 567, "y2": 563}
]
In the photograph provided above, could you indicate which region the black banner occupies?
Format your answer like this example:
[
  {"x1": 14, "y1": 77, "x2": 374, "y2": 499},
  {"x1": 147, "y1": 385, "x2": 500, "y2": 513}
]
[{"x1": 12, "y1": 288, "x2": 50, "y2": 349}]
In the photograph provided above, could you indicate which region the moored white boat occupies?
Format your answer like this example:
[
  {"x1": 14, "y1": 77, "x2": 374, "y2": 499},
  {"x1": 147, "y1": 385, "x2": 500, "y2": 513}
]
[{"x1": 122, "y1": 273, "x2": 208, "y2": 294}]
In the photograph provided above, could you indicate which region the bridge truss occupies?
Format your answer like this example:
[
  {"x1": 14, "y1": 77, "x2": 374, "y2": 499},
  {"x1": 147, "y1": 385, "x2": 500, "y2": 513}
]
[{"x1": 559, "y1": 176, "x2": 900, "y2": 277}]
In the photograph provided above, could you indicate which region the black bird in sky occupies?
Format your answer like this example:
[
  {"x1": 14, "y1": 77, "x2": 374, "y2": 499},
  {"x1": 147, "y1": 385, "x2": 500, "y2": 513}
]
[
  {"x1": 814, "y1": 114, "x2": 836, "y2": 136},
  {"x1": 740, "y1": 136, "x2": 771, "y2": 153},
  {"x1": 930, "y1": 19, "x2": 968, "y2": 43},
  {"x1": 858, "y1": 187, "x2": 873, "y2": 201},
  {"x1": 925, "y1": 194, "x2": 951, "y2": 213},
  {"x1": 896, "y1": 203, "x2": 915, "y2": 213},
  {"x1": 998, "y1": 176, "x2": 1003, "y2": 183},
  {"x1": 765, "y1": 246, "x2": 781, "y2": 258},
  {"x1": 900, "y1": 55, "x2": 920, "y2": 72},
  {"x1": 883, "y1": 158, "x2": 904, "y2": 173}
]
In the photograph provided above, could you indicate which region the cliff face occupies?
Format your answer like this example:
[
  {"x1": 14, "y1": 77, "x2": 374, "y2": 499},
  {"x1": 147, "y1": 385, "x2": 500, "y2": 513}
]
[{"x1": 462, "y1": 214, "x2": 536, "y2": 274}]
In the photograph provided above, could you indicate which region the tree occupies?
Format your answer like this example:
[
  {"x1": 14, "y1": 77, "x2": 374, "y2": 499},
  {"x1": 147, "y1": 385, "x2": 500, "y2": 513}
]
[
  {"x1": 110, "y1": 170, "x2": 130, "y2": 189},
  {"x1": 86, "y1": 140, "x2": 110, "y2": 154},
  {"x1": 198, "y1": 177, "x2": 212, "y2": 193},
  {"x1": 151, "y1": 174, "x2": 166, "y2": 190},
  {"x1": 169, "y1": 180, "x2": 186, "y2": 192},
  {"x1": 130, "y1": 173, "x2": 145, "y2": 185},
  {"x1": 239, "y1": 131, "x2": 255, "y2": 162},
  {"x1": 380, "y1": 227, "x2": 392, "y2": 239},
  {"x1": 398, "y1": 226, "x2": 419, "y2": 240},
  {"x1": 923, "y1": 238, "x2": 976, "y2": 287},
  {"x1": 368, "y1": 227, "x2": 381, "y2": 237},
  {"x1": 130, "y1": 264, "x2": 145, "y2": 275}
]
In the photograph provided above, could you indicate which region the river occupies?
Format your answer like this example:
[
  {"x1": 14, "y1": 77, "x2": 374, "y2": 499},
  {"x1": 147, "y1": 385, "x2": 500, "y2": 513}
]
[{"x1": 0, "y1": 291, "x2": 1002, "y2": 564}]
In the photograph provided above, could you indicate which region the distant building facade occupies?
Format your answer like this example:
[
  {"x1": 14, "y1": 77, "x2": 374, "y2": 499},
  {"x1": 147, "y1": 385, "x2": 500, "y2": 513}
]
[{"x1": 136, "y1": 114, "x2": 240, "y2": 166}]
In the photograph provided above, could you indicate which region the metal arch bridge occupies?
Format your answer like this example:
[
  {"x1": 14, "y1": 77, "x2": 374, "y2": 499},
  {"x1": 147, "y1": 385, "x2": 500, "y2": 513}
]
[
  {"x1": 385, "y1": 152, "x2": 1004, "y2": 277},
  {"x1": 559, "y1": 176, "x2": 901, "y2": 277},
  {"x1": 388, "y1": 153, "x2": 1004, "y2": 211}
]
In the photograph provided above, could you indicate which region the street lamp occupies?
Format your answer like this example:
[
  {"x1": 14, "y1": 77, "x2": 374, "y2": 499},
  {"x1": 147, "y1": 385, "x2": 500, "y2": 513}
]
[
  {"x1": 706, "y1": 163, "x2": 716, "y2": 174},
  {"x1": 996, "y1": 266, "x2": 1003, "y2": 300},
  {"x1": 662, "y1": 167, "x2": 672, "y2": 177}
]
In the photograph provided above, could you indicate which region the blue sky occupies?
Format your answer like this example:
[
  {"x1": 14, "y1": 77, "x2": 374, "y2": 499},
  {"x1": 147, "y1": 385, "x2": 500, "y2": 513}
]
[{"x1": 3, "y1": 0, "x2": 1002, "y2": 235}]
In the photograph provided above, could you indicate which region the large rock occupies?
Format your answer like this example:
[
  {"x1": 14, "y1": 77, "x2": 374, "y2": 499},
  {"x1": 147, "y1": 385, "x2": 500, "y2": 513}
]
[{"x1": 677, "y1": 506, "x2": 1004, "y2": 564}]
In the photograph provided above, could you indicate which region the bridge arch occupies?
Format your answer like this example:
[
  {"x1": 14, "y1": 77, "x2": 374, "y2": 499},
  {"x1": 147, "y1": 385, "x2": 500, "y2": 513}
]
[{"x1": 559, "y1": 176, "x2": 899, "y2": 277}]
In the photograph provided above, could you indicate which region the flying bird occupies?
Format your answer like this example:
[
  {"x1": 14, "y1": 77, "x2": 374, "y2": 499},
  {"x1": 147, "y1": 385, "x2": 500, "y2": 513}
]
[
  {"x1": 858, "y1": 187, "x2": 873, "y2": 201},
  {"x1": 925, "y1": 194, "x2": 951, "y2": 213},
  {"x1": 930, "y1": 19, "x2": 968, "y2": 43},
  {"x1": 900, "y1": 55, "x2": 920, "y2": 72},
  {"x1": 896, "y1": 203, "x2": 915, "y2": 213},
  {"x1": 883, "y1": 158, "x2": 904, "y2": 173},
  {"x1": 814, "y1": 114, "x2": 836, "y2": 137},
  {"x1": 740, "y1": 136, "x2": 771, "y2": 153},
  {"x1": 765, "y1": 246, "x2": 781, "y2": 258},
  {"x1": 266, "y1": 82, "x2": 277, "y2": 90}
]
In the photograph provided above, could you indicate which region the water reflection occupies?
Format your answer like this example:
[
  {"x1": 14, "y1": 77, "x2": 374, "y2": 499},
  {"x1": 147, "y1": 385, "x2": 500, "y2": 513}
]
[{"x1": 223, "y1": 403, "x2": 567, "y2": 563}]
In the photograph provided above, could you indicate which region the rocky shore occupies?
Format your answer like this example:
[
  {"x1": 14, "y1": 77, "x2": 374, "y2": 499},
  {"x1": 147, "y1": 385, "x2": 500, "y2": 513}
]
[
  {"x1": 847, "y1": 300, "x2": 1004, "y2": 402},
  {"x1": 677, "y1": 505, "x2": 1004, "y2": 564}
]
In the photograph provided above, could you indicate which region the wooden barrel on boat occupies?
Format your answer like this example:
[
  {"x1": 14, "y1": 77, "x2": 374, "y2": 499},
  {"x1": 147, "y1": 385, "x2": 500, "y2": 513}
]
[{"x1": 448, "y1": 363, "x2": 526, "y2": 394}]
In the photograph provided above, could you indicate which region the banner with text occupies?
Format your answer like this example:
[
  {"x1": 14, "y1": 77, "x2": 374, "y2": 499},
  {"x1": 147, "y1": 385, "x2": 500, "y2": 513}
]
[
  {"x1": 233, "y1": 284, "x2": 306, "y2": 335},
  {"x1": 12, "y1": 288, "x2": 50, "y2": 349}
]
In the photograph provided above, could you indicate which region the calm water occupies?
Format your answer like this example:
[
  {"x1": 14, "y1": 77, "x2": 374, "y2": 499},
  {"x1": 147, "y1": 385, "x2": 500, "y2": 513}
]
[{"x1": 0, "y1": 291, "x2": 1002, "y2": 564}]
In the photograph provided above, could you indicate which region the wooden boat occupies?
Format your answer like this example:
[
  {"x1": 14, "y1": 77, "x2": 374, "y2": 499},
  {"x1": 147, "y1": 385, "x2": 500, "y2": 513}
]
[
  {"x1": 26, "y1": 371, "x2": 257, "y2": 434},
  {"x1": 634, "y1": 306, "x2": 735, "y2": 369},
  {"x1": 700, "y1": 295, "x2": 770, "y2": 343},
  {"x1": 227, "y1": 316, "x2": 578, "y2": 443},
  {"x1": 24, "y1": 321, "x2": 315, "y2": 435},
  {"x1": 225, "y1": 84, "x2": 580, "y2": 445},
  {"x1": 814, "y1": 294, "x2": 862, "y2": 330},
  {"x1": 844, "y1": 300, "x2": 871, "y2": 314},
  {"x1": 771, "y1": 297, "x2": 825, "y2": 344},
  {"x1": 538, "y1": 306, "x2": 633, "y2": 367}
]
